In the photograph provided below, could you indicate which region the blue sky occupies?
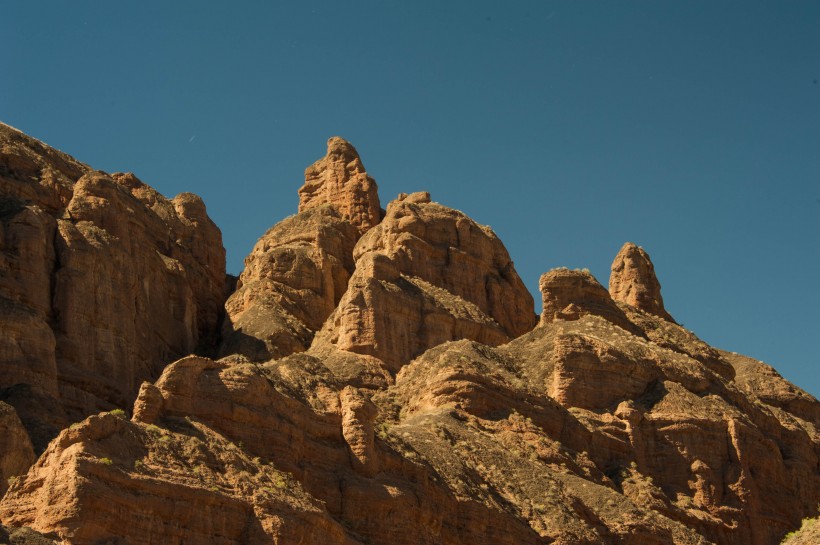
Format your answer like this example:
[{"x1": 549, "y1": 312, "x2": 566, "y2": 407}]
[{"x1": 2, "y1": 1, "x2": 818, "y2": 397}]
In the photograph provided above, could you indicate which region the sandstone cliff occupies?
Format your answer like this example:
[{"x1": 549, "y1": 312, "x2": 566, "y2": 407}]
[
  {"x1": 311, "y1": 190, "x2": 537, "y2": 380},
  {"x1": 1, "y1": 129, "x2": 817, "y2": 545},
  {"x1": 0, "y1": 122, "x2": 226, "y2": 447}
]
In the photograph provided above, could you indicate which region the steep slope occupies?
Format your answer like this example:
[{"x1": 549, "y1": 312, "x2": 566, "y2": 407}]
[
  {"x1": 780, "y1": 515, "x2": 820, "y2": 545},
  {"x1": 0, "y1": 122, "x2": 227, "y2": 451}
]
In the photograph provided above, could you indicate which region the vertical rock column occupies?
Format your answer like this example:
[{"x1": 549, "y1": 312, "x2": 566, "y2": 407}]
[{"x1": 609, "y1": 242, "x2": 675, "y2": 322}]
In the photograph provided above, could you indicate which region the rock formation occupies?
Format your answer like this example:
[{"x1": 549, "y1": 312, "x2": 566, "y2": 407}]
[
  {"x1": 0, "y1": 403, "x2": 35, "y2": 497},
  {"x1": 609, "y1": 242, "x2": 674, "y2": 322},
  {"x1": 298, "y1": 137, "x2": 381, "y2": 234},
  {"x1": 219, "y1": 138, "x2": 382, "y2": 362},
  {"x1": 220, "y1": 207, "x2": 359, "y2": 361},
  {"x1": 539, "y1": 267, "x2": 640, "y2": 334},
  {"x1": 1, "y1": 128, "x2": 817, "y2": 545},
  {"x1": 312, "y1": 191, "x2": 537, "y2": 375},
  {"x1": 0, "y1": 122, "x2": 226, "y2": 445}
]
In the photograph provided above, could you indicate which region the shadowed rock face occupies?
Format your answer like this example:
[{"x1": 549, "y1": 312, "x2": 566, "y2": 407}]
[
  {"x1": 609, "y1": 242, "x2": 674, "y2": 322},
  {"x1": 1, "y1": 130, "x2": 817, "y2": 545},
  {"x1": 0, "y1": 524, "x2": 57, "y2": 545},
  {"x1": 0, "y1": 402, "x2": 35, "y2": 497}
]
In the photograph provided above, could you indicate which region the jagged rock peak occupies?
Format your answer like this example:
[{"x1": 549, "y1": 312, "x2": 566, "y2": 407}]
[
  {"x1": 298, "y1": 136, "x2": 381, "y2": 235},
  {"x1": 609, "y1": 242, "x2": 674, "y2": 322}
]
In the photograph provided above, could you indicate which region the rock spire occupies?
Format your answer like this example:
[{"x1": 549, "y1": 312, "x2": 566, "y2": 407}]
[
  {"x1": 609, "y1": 242, "x2": 674, "y2": 321},
  {"x1": 298, "y1": 137, "x2": 381, "y2": 235}
]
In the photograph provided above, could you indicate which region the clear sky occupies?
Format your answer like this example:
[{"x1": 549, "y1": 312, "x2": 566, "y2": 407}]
[{"x1": 2, "y1": 1, "x2": 818, "y2": 397}]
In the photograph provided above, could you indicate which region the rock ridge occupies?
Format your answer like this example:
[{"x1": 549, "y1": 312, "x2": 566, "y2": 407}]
[{"x1": 0, "y1": 129, "x2": 817, "y2": 545}]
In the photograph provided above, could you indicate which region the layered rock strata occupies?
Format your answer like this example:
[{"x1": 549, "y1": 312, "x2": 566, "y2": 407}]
[
  {"x1": 312, "y1": 191, "x2": 537, "y2": 375},
  {"x1": 609, "y1": 242, "x2": 675, "y2": 322},
  {"x1": 298, "y1": 137, "x2": 381, "y2": 234},
  {"x1": 0, "y1": 123, "x2": 226, "y2": 442},
  {"x1": 1, "y1": 130, "x2": 817, "y2": 545}
]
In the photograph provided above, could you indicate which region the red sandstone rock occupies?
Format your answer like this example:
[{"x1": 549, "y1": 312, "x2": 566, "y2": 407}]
[
  {"x1": 220, "y1": 207, "x2": 359, "y2": 361},
  {"x1": 539, "y1": 267, "x2": 641, "y2": 335},
  {"x1": 340, "y1": 386, "x2": 378, "y2": 477},
  {"x1": 609, "y1": 242, "x2": 674, "y2": 322},
  {"x1": 0, "y1": 123, "x2": 226, "y2": 442},
  {"x1": 312, "y1": 192, "x2": 536, "y2": 373},
  {"x1": 0, "y1": 412, "x2": 358, "y2": 545},
  {"x1": 0, "y1": 129, "x2": 817, "y2": 545},
  {"x1": 298, "y1": 137, "x2": 381, "y2": 234}
]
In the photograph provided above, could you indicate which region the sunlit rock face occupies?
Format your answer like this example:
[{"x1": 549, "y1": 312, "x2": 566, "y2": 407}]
[
  {"x1": 0, "y1": 122, "x2": 226, "y2": 438},
  {"x1": 1, "y1": 130, "x2": 817, "y2": 545},
  {"x1": 609, "y1": 242, "x2": 674, "y2": 322}
]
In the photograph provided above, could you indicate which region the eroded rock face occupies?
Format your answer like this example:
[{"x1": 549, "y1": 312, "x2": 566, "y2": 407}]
[
  {"x1": 609, "y1": 242, "x2": 674, "y2": 322},
  {"x1": 0, "y1": 412, "x2": 357, "y2": 545},
  {"x1": 340, "y1": 386, "x2": 378, "y2": 477},
  {"x1": 220, "y1": 138, "x2": 383, "y2": 363},
  {"x1": 389, "y1": 314, "x2": 819, "y2": 545},
  {"x1": 0, "y1": 123, "x2": 226, "y2": 439},
  {"x1": 220, "y1": 207, "x2": 359, "y2": 361},
  {"x1": 539, "y1": 267, "x2": 640, "y2": 335},
  {"x1": 1, "y1": 130, "x2": 817, "y2": 545},
  {"x1": 313, "y1": 192, "x2": 537, "y2": 374},
  {"x1": 298, "y1": 137, "x2": 381, "y2": 234}
]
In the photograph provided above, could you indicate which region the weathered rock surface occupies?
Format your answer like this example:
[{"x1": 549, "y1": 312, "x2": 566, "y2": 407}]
[
  {"x1": 386, "y1": 312, "x2": 819, "y2": 545},
  {"x1": 219, "y1": 138, "x2": 384, "y2": 362},
  {"x1": 609, "y1": 242, "x2": 674, "y2": 322},
  {"x1": 340, "y1": 386, "x2": 379, "y2": 477},
  {"x1": 0, "y1": 123, "x2": 226, "y2": 444},
  {"x1": 0, "y1": 402, "x2": 35, "y2": 497},
  {"x1": 0, "y1": 412, "x2": 358, "y2": 545},
  {"x1": 298, "y1": 137, "x2": 381, "y2": 234},
  {"x1": 539, "y1": 267, "x2": 641, "y2": 334},
  {"x1": 313, "y1": 191, "x2": 537, "y2": 374},
  {"x1": 724, "y1": 350, "x2": 820, "y2": 426},
  {"x1": 1, "y1": 131, "x2": 818, "y2": 545},
  {"x1": 220, "y1": 207, "x2": 358, "y2": 361},
  {"x1": 10, "y1": 306, "x2": 817, "y2": 545}
]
